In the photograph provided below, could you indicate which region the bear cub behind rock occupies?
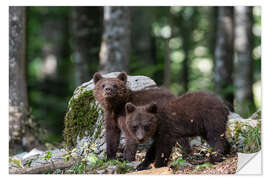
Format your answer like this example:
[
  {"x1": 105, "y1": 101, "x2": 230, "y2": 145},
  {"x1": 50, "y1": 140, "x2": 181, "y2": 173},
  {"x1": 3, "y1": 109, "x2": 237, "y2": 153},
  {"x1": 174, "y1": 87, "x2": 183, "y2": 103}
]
[{"x1": 125, "y1": 91, "x2": 230, "y2": 170}]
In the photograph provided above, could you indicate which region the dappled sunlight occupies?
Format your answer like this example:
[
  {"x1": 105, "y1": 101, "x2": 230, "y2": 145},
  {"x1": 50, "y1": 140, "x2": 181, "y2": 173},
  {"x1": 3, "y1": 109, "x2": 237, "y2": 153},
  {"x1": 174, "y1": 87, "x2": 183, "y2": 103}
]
[
  {"x1": 193, "y1": 58, "x2": 213, "y2": 74},
  {"x1": 160, "y1": 25, "x2": 171, "y2": 39},
  {"x1": 253, "y1": 80, "x2": 261, "y2": 108},
  {"x1": 41, "y1": 54, "x2": 57, "y2": 79},
  {"x1": 253, "y1": 46, "x2": 261, "y2": 59},
  {"x1": 194, "y1": 46, "x2": 208, "y2": 57}
]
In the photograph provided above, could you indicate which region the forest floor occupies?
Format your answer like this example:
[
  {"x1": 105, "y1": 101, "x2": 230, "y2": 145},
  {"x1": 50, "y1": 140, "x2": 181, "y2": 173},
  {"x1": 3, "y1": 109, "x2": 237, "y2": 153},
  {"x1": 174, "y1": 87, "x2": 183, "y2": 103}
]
[
  {"x1": 51, "y1": 145, "x2": 238, "y2": 175},
  {"x1": 130, "y1": 151, "x2": 237, "y2": 174}
]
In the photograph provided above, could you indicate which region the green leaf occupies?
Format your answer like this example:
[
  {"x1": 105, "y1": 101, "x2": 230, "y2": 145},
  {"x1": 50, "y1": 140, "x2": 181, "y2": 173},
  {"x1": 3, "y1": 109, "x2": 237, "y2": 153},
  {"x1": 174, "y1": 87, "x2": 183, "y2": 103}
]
[
  {"x1": 86, "y1": 153, "x2": 99, "y2": 164},
  {"x1": 9, "y1": 158, "x2": 23, "y2": 168}
]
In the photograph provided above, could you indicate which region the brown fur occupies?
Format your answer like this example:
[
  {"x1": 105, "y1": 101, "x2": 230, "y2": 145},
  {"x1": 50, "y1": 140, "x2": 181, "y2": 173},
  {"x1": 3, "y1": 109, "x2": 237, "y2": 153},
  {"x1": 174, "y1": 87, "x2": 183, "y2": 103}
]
[
  {"x1": 93, "y1": 72, "x2": 177, "y2": 161},
  {"x1": 125, "y1": 91, "x2": 230, "y2": 170}
]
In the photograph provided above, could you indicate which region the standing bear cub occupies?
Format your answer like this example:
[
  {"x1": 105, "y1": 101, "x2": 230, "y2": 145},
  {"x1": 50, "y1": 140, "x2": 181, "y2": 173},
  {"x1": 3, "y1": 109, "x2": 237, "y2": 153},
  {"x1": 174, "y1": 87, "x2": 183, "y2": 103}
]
[
  {"x1": 93, "y1": 72, "x2": 179, "y2": 161},
  {"x1": 125, "y1": 91, "x2": 230, "y2": 170}
]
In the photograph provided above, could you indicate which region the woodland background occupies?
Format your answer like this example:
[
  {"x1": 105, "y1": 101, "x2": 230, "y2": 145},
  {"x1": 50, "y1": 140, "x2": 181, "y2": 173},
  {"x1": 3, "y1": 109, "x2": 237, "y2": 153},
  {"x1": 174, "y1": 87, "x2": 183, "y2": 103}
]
[{"x1": 9, "y1": 6, "x2": 261, "y2": 153}]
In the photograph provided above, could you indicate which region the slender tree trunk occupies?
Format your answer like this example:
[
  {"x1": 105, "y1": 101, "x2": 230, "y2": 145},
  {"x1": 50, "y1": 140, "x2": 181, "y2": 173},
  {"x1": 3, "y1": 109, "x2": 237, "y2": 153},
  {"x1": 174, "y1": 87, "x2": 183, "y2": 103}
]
[
  {"x1": 99, "y1": 7, "x2": 131, "y2": 73},
  {"x1": 209, "y1": 7, "x2": 218, "y2": 62},
  {"x1": 163, "y1": 39, "x2": 171, "y2": 88},
  {"x1": 182, "y1": 44, "x2": 189, "y2": 92},
  {"x1": 131, "y1": 7, "x2": 154, "y2": 65},
  {"x1": 71, "y1": 7, "x2": 102, "y2": 85},
  {"x1": 214, "y1": 7, "x2": 234, "y2": 105},
  {"x1": 9, "y1": 6, "x2": 28, "y2": 153},
  {"x1": 177, "y1": 7, "x2": 199, "y2": 93},
  {"x1": 234, "y1": 6, "x2": 255, "y2": 117},
  {"x1": 163, "y1": 12, "x2": 174, "y2": 88}
]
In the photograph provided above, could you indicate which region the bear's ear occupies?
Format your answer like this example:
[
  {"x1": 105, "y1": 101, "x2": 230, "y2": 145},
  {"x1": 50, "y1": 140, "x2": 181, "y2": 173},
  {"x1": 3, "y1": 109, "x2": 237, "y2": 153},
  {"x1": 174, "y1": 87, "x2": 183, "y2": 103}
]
[
  {"x1": 93, "y1": 73, "x2": 103, "y2": 84},
  {"x1": 117, "y1": 72, "x2": 127, "y2": 84},
  {"x1": 126, "y1": 102, "x2": 136, "y2": 113},
  {"x1": 146, "y1": 103, "x2": 157, "y2": 114}
]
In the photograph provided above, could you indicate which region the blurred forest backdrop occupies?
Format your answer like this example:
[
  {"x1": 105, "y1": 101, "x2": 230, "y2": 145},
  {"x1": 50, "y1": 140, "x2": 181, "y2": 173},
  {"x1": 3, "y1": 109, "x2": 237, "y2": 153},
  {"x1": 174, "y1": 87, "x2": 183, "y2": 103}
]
[{"x1": 9, "y1": 6, "x2": 261, "y2": 152}]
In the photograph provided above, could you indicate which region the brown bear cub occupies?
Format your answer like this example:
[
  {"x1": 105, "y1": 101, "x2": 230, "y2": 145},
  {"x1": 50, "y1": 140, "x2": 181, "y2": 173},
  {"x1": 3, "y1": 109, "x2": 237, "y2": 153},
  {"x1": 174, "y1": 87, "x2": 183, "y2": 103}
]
[
  {"x1": 125, "y1": 91, "x2": 230, "y2": 170},
  {"x1": 93, "y1": 72, "x2": 181, "y2": 161}
]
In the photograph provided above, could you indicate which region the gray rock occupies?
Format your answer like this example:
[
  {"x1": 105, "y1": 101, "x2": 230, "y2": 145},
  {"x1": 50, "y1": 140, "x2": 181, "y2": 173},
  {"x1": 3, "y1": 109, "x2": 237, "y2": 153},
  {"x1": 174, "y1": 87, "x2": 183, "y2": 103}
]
[
  {"x1": 190, "y1": 136, "x2": 202, "y2": 147},
  {"x1": 96, "y1": 169, "x2": 106, "y2": 174},
  {"x1": 22, "y1": 148, "x2": 43, "y2": 160},
  {"x1": 126, "y1": 161, "x2": 140, "y2": 167},
  {"x1": 106, "y1": 165, "x2": 117, "y2": 174}
]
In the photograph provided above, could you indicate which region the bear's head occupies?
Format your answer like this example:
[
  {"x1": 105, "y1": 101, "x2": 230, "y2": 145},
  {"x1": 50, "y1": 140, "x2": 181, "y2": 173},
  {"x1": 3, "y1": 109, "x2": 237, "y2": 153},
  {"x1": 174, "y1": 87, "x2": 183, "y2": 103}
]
[
  {"x1": 93, "y1": 72, "x2": 129, "y2": 106},
  {"x1": 125, "y1": 102, "x2": 158, "y2": 144}
]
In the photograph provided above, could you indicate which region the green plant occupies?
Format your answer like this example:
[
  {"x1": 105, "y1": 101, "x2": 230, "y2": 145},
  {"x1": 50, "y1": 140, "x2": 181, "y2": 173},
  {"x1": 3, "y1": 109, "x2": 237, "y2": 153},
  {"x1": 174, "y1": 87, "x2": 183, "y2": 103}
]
[
  {"x1": 41, "y1": 151, "x2": 52, "y2": 161},
  {"x1": 172, "y1": 158, "x2": 187, "y2": 168},
  {"x1": 71, "y1": 161, "x2": 86, "y2": 174},
  {"x1": 193, "y1": 162, "x2": 213, "y2": 172},
  {"x1": 243, "y1": 121, "x2": 261, "y2": 153}
]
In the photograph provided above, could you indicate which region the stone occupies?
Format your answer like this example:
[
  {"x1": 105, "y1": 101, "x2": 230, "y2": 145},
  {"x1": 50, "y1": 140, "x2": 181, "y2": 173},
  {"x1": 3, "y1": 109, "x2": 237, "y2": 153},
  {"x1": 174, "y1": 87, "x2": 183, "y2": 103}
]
[{"x1": 22, "y1": 148, "x2": 43, "y2": 160}]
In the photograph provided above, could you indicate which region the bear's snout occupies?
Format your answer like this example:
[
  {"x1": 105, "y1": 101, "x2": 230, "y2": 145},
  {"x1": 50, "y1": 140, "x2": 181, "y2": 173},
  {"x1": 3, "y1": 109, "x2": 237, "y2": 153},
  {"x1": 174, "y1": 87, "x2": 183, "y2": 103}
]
[{"x1": 105, "y1": 87, "x2": 112, "y2": 94}]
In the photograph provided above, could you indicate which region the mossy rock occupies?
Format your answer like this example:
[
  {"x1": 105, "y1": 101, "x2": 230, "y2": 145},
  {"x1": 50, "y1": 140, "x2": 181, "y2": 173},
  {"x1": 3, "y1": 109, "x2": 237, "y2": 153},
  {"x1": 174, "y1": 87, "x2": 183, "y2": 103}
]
[
  {"x1": 226, "y1": 110, "x2": 261, "y2": 153},
  {"x1": 63, "y1": 90, "x2": 102, "y2": 148}
]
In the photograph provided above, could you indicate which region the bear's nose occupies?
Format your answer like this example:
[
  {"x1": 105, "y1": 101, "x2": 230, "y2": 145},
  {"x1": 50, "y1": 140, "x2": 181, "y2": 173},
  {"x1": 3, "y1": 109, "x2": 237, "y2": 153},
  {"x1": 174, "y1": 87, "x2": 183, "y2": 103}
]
[{"x1": 105, "y1": 87, "x2": 112, "y2": 93}]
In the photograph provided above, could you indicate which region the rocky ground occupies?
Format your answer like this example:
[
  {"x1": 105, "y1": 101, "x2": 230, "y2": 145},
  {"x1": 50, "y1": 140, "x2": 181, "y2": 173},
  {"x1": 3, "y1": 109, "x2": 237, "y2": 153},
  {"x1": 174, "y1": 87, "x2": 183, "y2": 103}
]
[{"x1": 9, "y1": 142, "x2": 238, "y2": 174}]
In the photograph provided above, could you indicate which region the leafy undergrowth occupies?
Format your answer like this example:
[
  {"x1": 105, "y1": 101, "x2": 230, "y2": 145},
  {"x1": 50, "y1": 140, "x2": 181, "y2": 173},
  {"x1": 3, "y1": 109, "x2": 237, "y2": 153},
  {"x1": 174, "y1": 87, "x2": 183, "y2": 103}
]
[
  {"x1": 52, "y1": 156, "x2": 136, "y2": 174},
  {"x1": 51, "y1": 144, "x2": 237, "y2": 174}
]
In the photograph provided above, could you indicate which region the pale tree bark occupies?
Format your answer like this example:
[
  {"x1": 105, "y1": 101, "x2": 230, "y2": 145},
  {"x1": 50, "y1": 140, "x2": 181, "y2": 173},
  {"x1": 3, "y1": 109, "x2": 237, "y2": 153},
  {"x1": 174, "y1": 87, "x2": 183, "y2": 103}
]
[
  {"x1": 9, "y1": 6, "x2": 28, "y2": 153},
  {"x1": 99, "y1": 7, "x2": 131, "y2": 73},
  {"x1": 71, "y1": 7, "x2": 102, "y2": 85},
  {"x1": 214, "y1": 7, "x2": 234, "y2": 105},
  {"x1": 234, "y1": 6, "x2": 255, "y2": 117}
]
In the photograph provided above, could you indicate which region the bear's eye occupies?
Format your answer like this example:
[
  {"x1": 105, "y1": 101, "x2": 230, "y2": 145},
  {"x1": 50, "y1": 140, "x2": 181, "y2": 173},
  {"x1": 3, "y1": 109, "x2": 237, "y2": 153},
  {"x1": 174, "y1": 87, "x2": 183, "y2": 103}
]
[
  {"x1": 132, "y1": 125, "x2": 137, "y2": 132},
  {"x1": 144, "y1": 125, "x2": 150, "y2": 132},
  {"x1": 102, "y1": 84, "x2": 105, "y2": 89}
]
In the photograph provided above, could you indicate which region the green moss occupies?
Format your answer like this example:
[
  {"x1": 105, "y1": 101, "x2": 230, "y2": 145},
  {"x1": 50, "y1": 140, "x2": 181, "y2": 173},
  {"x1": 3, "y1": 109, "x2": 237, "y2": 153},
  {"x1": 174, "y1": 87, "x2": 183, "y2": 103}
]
[
  {"x1": 242, "y1": 120, "x2": 261, "y2": 153},
  {"x1": 63, "y1": 90, "x2": 101, "y2": 148}
]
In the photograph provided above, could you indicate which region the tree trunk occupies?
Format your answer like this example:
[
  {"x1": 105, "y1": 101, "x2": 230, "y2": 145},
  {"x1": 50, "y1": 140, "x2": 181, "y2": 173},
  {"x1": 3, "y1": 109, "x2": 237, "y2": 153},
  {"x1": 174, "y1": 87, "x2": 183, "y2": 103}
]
[
  {"x1": 182, "y1": 44, "x2": 189, "y2": 92},
  {"x1": 99, "y1": 7, "x2": 131, "y2": 73},
  {"x1": 163, "y1": 12, "x2": 174, "y2": 88},
  {"x1": 131, "y1": 7, "x2": 154, "y2": 65},
  {"x1": 234, "y1": 6, "x2": 255, "y2": 117},
  {"x1": 163, "y1": 39, "x2": 171, "y2": 88},
  {"x1": 177, "y1": 7, "x2": 199, "y2": 93},
  {"x1": 214, "y1": 7, "x2": 234, "y2": 105},
  {"x1": 9, "y1": 6, "x2": 28, "y2": 153},
  {"x1": 71, "y1": 7, "x2": 102, "y2": 85}
]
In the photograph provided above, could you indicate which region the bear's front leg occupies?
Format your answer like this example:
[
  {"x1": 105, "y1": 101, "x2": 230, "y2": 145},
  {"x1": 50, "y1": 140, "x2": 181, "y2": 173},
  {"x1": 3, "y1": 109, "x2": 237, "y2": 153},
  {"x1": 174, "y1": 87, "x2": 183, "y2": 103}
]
[
  {"x1": 105, "y1": 113, "x2": 121, "y2": 160},
  {"x1": 136, "y1": 142, "x2": 156, "y2": 171},
  {"x1": 154, "y1": 139, "x2": 174, "y2": 168},
  {"x1": 123, "y1": 137, "x2": 138, "y2": 161},
  {"x1": 105, "y1": 126, "x2": 121, "y2": 160}
]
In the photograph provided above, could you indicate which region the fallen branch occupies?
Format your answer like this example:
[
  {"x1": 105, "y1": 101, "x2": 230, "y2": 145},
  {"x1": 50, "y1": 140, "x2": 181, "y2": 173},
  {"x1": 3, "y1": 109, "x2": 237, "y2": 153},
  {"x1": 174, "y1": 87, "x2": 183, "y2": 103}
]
[{"x1": 9, "y1": 157, "x2": 80, "y2": 174}]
